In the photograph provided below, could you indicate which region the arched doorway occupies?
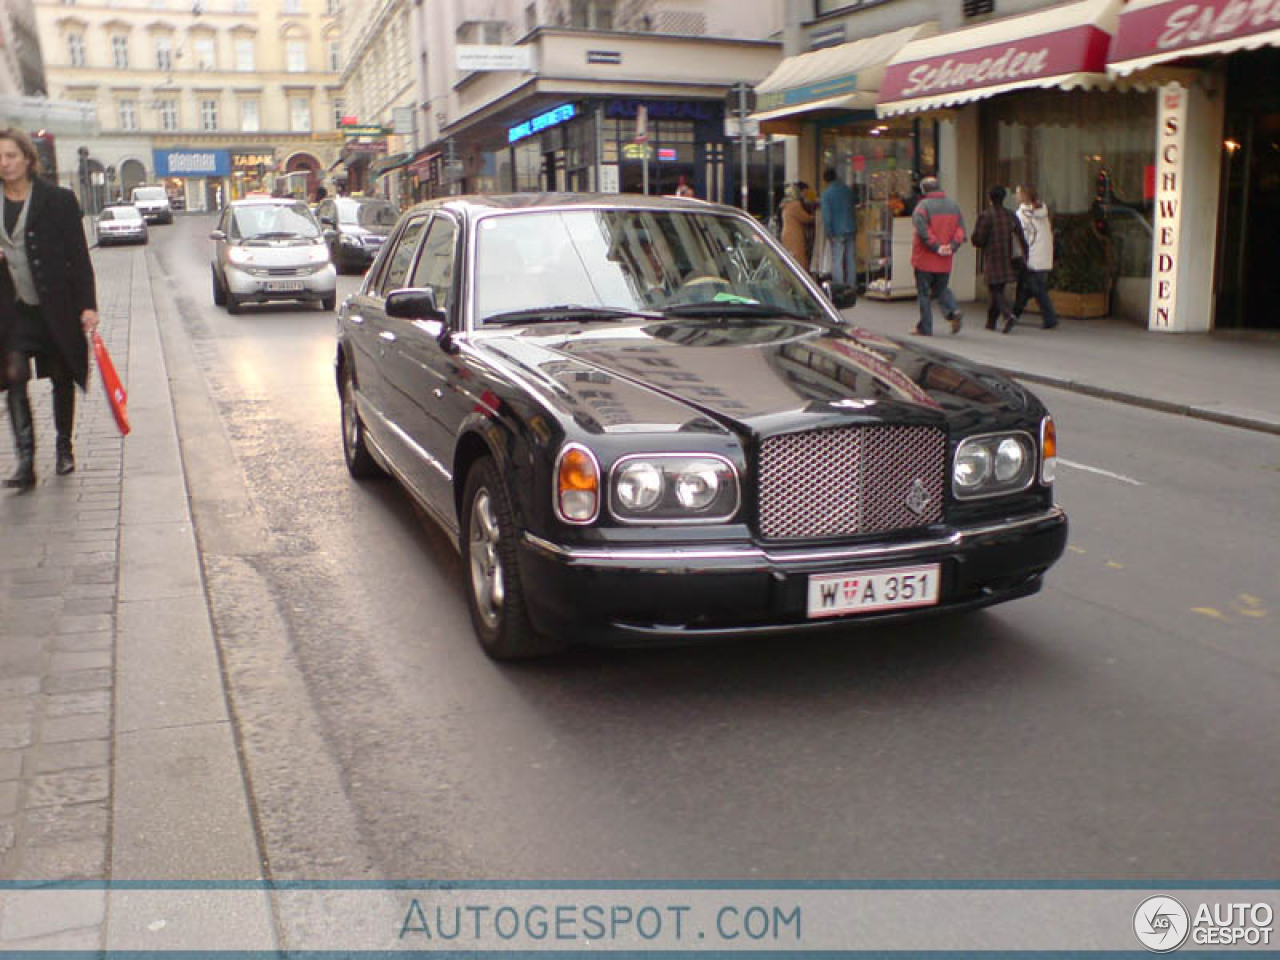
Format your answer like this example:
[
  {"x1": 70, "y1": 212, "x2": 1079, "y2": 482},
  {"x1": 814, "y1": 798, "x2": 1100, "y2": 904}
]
[
  {"x1": 120, "y1": 158, "x2": 147, "y2": 199},
  {"x1": 284, "y1": 152, "x2": 322, "y2": 201}
]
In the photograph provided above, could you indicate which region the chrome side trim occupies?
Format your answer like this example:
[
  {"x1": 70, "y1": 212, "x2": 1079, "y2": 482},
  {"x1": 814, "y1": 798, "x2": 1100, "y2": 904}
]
[
  {"x1": 522, "y1": 507, "x2": 1066, "y2": 566},
  {"x1": 359, "y1": 397, "x2": 453, "y2": 482}
]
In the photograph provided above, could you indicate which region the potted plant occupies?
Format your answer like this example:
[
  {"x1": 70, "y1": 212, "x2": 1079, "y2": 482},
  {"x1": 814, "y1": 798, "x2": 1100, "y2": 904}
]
[{"x1": 1045, "y1": 212, "x2": 1113, "y2": 318}]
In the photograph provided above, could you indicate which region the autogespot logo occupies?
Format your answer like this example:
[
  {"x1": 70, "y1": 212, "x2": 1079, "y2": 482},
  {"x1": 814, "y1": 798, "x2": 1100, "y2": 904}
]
[{"x1": 1134, "y1": 895, "x2": 1191, "y2": 952}]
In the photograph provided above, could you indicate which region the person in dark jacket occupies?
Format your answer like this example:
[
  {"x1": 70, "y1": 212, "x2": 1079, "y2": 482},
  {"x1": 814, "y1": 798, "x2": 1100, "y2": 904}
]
[
  {"x1": 910, "y1": 176, "x2": 966, "y2": 336},
  {"x1": 0, "y1": 128, "x2": 100, "y2": 492},
  {"x1": 820, "y1": 167, "x2": 856, "y2": 285},
  {"x1": 971, "y1": 185, "x2": 1028, "y2": 333}
]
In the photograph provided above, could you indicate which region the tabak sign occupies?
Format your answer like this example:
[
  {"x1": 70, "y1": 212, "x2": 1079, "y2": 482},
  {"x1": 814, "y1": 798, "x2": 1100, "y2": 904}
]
[
  {"x1": 1151, "y1": 83, "x2": 1187, "y2": 331},
  {"x1": 880, "y1": 25, "x2": 1110, "y2": 103},
  {"x1": 1111, "y1": 0, "x2": 1280, "y2": 63}
]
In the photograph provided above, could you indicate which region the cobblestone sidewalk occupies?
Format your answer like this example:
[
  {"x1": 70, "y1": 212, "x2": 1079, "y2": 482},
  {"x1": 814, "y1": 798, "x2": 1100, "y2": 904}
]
[{"x1": 0, "y1": 245, "x2": 133, "y2": 949}]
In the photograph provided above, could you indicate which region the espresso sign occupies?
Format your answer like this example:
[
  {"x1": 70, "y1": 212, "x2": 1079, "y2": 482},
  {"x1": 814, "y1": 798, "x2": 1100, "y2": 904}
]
[
  {"x1": 880, "y1": 24, "x2": 1110, "y2": 104},
  {"x1": 1150, "y1": 83, "x2": 1187, "y2": 331}
]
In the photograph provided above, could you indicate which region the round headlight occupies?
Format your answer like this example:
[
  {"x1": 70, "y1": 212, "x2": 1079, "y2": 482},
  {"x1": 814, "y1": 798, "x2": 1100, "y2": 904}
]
[
  {"x1": 994, "y1": 436, "x2": 1028, "y2": 482},
  {"x1": 615, "y1": 461, "x2": 663, "y2": 511},
  {"x1": 954, "y1": 444, "x2": 992, "y2": 488},
  {"x1": 673, "y1": 464, "x2": 721, "y2": 510}
]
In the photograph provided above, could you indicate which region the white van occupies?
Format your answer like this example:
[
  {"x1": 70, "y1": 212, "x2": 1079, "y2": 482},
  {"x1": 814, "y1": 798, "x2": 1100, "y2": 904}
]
[{"x1": 130, "y1": 186, "x2": 174, "y2": 224}]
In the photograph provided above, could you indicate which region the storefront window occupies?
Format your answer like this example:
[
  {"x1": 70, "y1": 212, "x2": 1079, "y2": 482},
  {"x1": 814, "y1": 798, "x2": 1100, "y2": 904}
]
[{"x1": 982, "y1": 90, "x2": 1156, "y2": 279}]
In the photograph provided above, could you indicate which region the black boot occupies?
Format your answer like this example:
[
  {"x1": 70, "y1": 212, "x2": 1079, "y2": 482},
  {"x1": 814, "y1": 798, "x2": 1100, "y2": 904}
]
[
  {"x1": 53, "y1": 379, "x2": 75, "y2": 476},
  {"x1": 5, "y1": 387, "x2": 36, "y2": 491}
]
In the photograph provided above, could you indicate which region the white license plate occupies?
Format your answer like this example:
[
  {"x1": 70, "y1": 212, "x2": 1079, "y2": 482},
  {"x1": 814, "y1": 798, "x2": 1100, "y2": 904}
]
[
  {"x1": 264, "y1": 280, "x2": 304, "y2": 292},
  {"x1": 807, "y1": 563, "x2": 941, "y2": 618}
]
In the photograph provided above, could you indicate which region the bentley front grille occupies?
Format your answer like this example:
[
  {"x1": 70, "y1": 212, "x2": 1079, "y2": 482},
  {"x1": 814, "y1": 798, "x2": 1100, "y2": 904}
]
[{"x1": 757, "y1": 425, "x2": 946, "y2": 539}]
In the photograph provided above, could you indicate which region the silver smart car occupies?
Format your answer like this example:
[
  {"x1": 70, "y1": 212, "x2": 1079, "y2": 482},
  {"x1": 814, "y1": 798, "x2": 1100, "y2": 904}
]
[{"x1": 210, "y1": 197, "x2": 337, "y2": 314}]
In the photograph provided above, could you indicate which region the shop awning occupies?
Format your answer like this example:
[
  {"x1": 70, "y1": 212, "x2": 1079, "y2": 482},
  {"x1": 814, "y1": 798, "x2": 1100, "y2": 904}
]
[
  {"x1": 1108, "y1": 0, "x2": 1280, "y2": 75},
  {"x1": 371, "y1": 152, "x2": 413, "y2": 178},
  {"x1": 751, "y1": 22, "x2": 938, "y2": 121},
  {"x1": 876, "y1": 0, "x2": 1123, "y2": 117}
]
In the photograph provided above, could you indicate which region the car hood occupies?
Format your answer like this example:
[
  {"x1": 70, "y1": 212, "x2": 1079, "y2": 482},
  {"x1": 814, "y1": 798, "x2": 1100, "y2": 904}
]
[
  {"x1": 227, "y1": 239, "x2": 328, "y2": 266},
  {"x1": 480, "y1": 317, "x2": 1042, "y2": 436},
  {"x1": 343, "y1": 223, "x2": 392, "y2": 237}
]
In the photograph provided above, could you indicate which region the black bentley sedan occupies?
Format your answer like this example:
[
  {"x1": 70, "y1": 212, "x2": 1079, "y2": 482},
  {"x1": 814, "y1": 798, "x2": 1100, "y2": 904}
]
[{"x1": 336, "y1": 194, "x2": 1067, "y2": 659}]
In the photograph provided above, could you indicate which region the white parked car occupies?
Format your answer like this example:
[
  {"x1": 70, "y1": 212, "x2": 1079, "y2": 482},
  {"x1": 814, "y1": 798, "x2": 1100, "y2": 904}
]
[
  {"x1": 210, "y1": 197, "x2": 337, "y2": 314},
  {"x1": 96, "y1": 204, "x2": 148, "y2": 246}
]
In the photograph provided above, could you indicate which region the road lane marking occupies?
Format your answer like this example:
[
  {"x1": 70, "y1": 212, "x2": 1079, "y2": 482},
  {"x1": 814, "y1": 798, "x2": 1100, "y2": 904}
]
[
  {"x1": 1193, "y1": 607, "x2": 1228, "y2": 621},
  {"x1": 1058, "y1": 458, "x2": 1144, "y2": 486}
]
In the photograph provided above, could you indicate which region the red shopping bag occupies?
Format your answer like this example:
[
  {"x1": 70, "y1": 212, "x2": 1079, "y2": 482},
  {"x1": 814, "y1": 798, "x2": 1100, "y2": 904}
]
[{"x1": 91, "y1": 331, "x2": 130, "y2": 436}]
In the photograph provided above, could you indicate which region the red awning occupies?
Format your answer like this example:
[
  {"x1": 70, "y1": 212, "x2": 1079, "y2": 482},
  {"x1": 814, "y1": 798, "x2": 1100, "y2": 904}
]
[
  {"x1": 1109, "y1": 0, "x2": 1280, "y2": 75},
  {"x1": 877, "y1": 0, "x2": 1122, "y2": 116}
]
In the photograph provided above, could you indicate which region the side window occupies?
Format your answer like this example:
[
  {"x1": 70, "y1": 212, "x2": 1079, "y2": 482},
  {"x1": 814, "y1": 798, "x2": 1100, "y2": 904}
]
[
  {"x1": 377, "y1": 217, "x2": 428, "y2": 297},
  {"x1": 409, "y1": 216, "x2": 458, "y2": 314}
]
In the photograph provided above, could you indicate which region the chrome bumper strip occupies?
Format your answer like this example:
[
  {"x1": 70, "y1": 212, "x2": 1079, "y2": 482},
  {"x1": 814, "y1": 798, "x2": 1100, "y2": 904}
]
[{"x1": 522, "y1": 507, "x2": 1066, "y2": 566}]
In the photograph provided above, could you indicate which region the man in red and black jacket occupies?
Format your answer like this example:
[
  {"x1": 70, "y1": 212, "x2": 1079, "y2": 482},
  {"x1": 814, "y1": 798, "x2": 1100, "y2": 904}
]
[{"x1": 910, "y1": 176, "x2": 967, "y2": 336}]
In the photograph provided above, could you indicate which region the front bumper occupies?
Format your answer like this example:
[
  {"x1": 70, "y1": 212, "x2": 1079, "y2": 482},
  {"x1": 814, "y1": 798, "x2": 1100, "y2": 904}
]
[
  {"x1": 337, "y1": 241, "x2": 383, "y2": 266},
  {"x1": 518, "y1": 507, "x2": 1068, "y2": 643},
  {"x1": 98, "y1": 228, "x2": 147, "y2": 245},
  {"x1": 225, "y1": 263, "x2": 337, "y2": 301}
]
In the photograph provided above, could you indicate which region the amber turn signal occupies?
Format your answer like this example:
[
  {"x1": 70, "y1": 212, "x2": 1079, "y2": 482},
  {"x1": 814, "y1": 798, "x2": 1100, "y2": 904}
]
[
  {"x1": 556, "y1": 444, "x2": 600, "y2": 523},
  {"x1": 1040, "y1": 416, "x2": 1057, "y2": 485}
]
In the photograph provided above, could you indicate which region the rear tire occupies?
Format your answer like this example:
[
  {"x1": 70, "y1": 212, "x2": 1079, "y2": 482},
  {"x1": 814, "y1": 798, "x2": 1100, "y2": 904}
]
[
  {"x1": 340, "y1": 364, "x2": 380, "y2": 479},
  {"x1": 461, "y1": 458, "x2": 563, "y2": 660}
]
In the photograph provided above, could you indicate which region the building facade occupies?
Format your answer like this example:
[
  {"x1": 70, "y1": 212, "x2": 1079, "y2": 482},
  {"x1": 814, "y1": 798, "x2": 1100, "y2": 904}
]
[
  {"x1": 757, "y1": 0, "x2": 1275, "y2": 333},
  {"x1": 332, "y1": 0, "x2": 416, "y2": 203},
  {"x1": 34, "y1": 0, "x2": 345, "y2": 212},
  {"x1": 393, "y1": 0, "x2": 785, "y2": 207}
]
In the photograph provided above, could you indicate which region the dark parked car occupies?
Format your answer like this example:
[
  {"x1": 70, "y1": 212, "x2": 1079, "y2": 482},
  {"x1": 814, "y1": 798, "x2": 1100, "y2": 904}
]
[
  {"x1": 336, "y1": 194, "x2": 1067, "y2": 659},
  {"x1": 316, "y1": 196, "x2": 398, "y2": 273}
]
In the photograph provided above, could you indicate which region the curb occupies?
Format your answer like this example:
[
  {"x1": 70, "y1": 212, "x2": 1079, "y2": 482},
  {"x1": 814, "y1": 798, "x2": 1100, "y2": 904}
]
[{"x1": 997, "y1": 369, "x2": 1280, "y2": 438}]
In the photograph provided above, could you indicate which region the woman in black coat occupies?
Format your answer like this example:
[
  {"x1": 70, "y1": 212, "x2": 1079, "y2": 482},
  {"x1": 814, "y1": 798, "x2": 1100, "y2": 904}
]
[{"x1": 0, "y1": 128, "x2": 99, "y2": 491}]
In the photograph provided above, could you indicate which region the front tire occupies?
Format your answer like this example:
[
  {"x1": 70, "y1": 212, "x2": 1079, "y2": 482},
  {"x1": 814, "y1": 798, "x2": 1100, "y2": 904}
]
[
  {"x1": 340, "y1": 364, "x2": 380, "y2": 479},
  {"x1": 320, "y1": 293, "x2": 336, "y2": 311},
  {"x1": 461, "y1": 458, "x2": 562, "y2": 660},
  {"x1": 212, "y1": 268, "x2": 226, "y2": 305},
  {"x1": 226, "y1": 290, "x2": 243, "y2": 314}
]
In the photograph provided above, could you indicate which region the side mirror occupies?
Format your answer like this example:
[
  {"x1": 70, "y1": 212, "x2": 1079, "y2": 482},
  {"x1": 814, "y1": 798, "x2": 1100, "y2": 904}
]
[
  {"x1": 319, "y1": 215, "x2": 336, "y2": 227},
  {"x1": 387, "y1": 288, "x2": 455, "y2": 353},
  {"x1": 209, "y1": 229, "x2": 226, "y2": 241}
]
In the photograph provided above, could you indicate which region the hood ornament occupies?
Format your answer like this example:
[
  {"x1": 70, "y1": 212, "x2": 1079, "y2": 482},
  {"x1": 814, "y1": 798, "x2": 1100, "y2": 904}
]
[{"x1": 905, "y1": 478, "x2": 931, "y2": 517}]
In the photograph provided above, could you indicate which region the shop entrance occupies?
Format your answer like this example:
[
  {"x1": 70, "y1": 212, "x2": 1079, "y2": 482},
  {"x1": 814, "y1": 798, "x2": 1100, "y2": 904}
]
[{"x1": 1216, "y1": 49, "x2": 1280, "y2": 329}]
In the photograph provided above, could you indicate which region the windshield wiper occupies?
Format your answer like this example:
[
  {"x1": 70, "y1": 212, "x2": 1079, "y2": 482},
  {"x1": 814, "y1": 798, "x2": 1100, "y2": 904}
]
[
  {"x1": 483, "y1": 305, "x2": 662, "y2": 326},
  {"x1": 662, "y1": 301, "x2": 814, "y2": 321},
  {"x1": 248, "y1": 231, "x2": 310, "y2": 241}
]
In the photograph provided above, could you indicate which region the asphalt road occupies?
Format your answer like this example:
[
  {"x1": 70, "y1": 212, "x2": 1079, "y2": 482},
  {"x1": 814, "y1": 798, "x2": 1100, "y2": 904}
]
[{"x1": 151, "y1": 213, "x2": 1280, "y2": 882}]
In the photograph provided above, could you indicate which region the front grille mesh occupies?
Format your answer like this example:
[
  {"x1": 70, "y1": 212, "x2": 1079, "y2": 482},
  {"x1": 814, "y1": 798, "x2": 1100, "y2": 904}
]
[{"x1": 757, "y1": 425, "x2": 946, "y2": 539}]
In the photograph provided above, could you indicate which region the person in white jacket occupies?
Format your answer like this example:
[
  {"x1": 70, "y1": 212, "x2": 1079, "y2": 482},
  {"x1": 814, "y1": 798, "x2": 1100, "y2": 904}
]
[{"x1": 1010, "y1": 185, "x2": 1059, "y2": 331}]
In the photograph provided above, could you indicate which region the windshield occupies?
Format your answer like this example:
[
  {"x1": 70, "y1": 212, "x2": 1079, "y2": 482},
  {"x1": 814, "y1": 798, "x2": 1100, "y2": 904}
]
[
  {"x1": 132, "y1": 188, "x2": 167, "y2": 203},
  {"x1": 338, "y1": 200, "x2": 398, "y2": 229},
  {"x1": 230, "y1": 202, "x2": 321, "y2": 240},
  {"x1": 100, "y1": 206, "x2": 141, "y2": 221},
  {"x1": 473, "y1": 209, "x2": 827, "y2": 326}
]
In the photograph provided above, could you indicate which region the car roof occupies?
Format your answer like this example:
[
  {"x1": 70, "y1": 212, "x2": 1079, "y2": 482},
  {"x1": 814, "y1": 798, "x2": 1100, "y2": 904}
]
[{"x1": 400, "y1": 192, "x2": 733, "y2": 222}]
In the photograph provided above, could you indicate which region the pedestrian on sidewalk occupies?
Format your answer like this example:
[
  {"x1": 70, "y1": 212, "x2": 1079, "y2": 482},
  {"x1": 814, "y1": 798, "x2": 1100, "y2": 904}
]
[
  {"x1": 1010, "y1": 184, "x2": 1059, "y2": 331},
  {"x1": 971, "y1": 185, "x2": 1028, "y2": 333},
  {"x1": 820, "y1": 167, "x2": 856, "y2": 286},
  {"x1": 0, "y1": 127, "x2": 100, "y2": 492},
  {"x1": 910, "y1": 175, "x2": 967, "y2": 336},
  {"x1": 779, "y1": 183, "x2": 815, "y2": 267}
]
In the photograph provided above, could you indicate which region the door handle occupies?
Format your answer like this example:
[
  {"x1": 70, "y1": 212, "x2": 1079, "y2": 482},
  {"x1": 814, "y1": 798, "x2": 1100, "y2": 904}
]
[{"x1": 379, "y1": 330, "x2": 397, "y2": 343}]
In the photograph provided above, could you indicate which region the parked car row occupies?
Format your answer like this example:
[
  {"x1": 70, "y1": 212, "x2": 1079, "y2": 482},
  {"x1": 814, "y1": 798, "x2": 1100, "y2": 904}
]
[{"x1": 333, "y1": 193, "x2": 1069, "y2": 660}]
